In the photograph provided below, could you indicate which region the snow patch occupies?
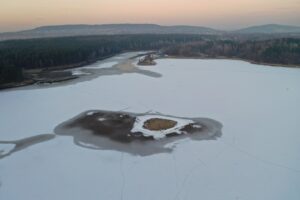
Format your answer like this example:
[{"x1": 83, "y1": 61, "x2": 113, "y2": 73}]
[
  {"x1": 192, "y1": 124, "x2": 202, "y2": 128},
  {"x1": 97, "y1": 117, "x2": 106, "y2": 122},
  {"x1": 71, "y1": 70, "x2": 90, "y2": 76},
  {"x1": 86, "y1": 111, "x2": 95, "y2": 116},
  {"x1": 131, "y1": 115, "x2": 194, "y2": 139}
]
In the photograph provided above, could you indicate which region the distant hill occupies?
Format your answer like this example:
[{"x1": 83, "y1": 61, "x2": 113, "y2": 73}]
[
  {"x1": 1, "y1": 23, "x2": 300, "y2": 41},
  {"x1": 0, "y1": 24, "x2": 221, "y2": 41},
  {"x1": 235, "y1": 24, "x2": 300, "y2": 34}
]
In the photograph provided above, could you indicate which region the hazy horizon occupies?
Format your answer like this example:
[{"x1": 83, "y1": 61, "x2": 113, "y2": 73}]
[{"x1": 1, "y1": 0, "x2": 300, "y2": 32}]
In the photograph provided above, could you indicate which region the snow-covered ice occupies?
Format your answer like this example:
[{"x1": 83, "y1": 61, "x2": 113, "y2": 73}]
[
  {"x1": 82, "y1": 61, "x2": 118, "y2": 69},
  {"x1": 0, "y1": 54, "x2": 300, "y2": 200}
]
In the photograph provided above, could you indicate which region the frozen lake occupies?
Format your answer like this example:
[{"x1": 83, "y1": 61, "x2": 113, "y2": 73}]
[{"x1": 1, "y1": 53, "x2": 300, "y2": 200}]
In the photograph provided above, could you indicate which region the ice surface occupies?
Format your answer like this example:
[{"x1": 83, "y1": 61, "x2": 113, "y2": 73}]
[
  {"x1": 0, "y1": 54, "x2": 300, "y2": 200},
  {"x1": 68, "y1": 61, "x2": 118, "y2": 76},
  {"x1": 82, "y1": 61, "x2": 118, "y2": 69},
  {"x1": 65, "y1": 61, "x2": 118, "y2": 77}
]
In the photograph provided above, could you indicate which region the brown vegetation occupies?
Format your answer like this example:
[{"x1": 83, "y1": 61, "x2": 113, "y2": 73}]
[{"x1": 143, "y1": 118, "x2": 177, "y2": 131}]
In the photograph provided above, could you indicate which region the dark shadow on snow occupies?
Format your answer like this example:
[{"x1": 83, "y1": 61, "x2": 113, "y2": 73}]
[{"x1": 0, "y1": 134, "x2": 55, "y2": 159}]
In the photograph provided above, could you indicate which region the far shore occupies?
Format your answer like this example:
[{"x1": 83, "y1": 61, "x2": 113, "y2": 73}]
[
  {"x1": 1, "y1": 51, "x2": 299, "y2": 90},
  {"x1": 164, "y1": 55, "x2": 300, "y2": 69}
]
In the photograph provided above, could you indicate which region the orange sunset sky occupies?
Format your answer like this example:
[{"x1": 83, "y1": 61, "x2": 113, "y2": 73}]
[{"x1": 0, "y1": 0, "x2": 300, "y2": 32}]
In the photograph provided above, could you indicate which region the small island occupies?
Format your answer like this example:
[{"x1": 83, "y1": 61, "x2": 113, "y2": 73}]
[
  {"x1": 138, "y1": 54, "x2": 157, "y2": 66},
  {"x1": 54, "y1": 110, "x2": 223, "y2": 156}
]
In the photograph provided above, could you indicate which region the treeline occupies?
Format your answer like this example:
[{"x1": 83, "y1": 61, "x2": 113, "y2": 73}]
[
  {"x1": 164, "y1": 38, "x2": 300, "y2": 65},
  {"x1": 1, "y1": 35, "x2": 300, "y2": 84},
  {"x1": 0, "y1": 34, "x2": 208, "y2": 84}
]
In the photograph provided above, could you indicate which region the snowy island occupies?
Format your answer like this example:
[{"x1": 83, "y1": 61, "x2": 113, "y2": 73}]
[{"x1": 54, "y1": 110, "x2": 222, "y2": 155}]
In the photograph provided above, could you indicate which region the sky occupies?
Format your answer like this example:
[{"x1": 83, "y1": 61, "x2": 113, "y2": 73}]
[{"x1": 0, "y1": 0, "x2": 300, "y2": 32}]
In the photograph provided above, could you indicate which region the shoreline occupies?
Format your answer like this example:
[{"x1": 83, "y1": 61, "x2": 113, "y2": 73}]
[
  {"x1": 0, "y1": 54, "x2": 120, "y2": 90},
  {"x1": 0, "y1": 51, "x2": 156, "y2": 91},
  {"x1": 164, "y1": 55, "x2": 300, "y2": 68},
  {"x1": 0, "y1": 51, "x2": 155, "y2": 91},
  {"x1": 2, "y1": 51, "x2": 299, "y2": 90}
]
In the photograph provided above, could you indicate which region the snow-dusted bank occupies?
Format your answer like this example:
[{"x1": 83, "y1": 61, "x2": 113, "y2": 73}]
[{"x1": 0, "y1": 53, "x2": 300, "y2": 200}]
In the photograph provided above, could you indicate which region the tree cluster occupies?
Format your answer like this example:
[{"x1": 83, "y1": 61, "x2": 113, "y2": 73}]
[{"x1": 164, "y1": 38, "x2": 300, "y2": 65}]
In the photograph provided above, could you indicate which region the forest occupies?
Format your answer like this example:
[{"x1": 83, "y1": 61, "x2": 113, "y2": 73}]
[
  {"x1": 164, "y1": 38, "x2": 300, "y2": 65},
  {"x1": 0, "y1": 34, "x2": 299, "y2": 85}
]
